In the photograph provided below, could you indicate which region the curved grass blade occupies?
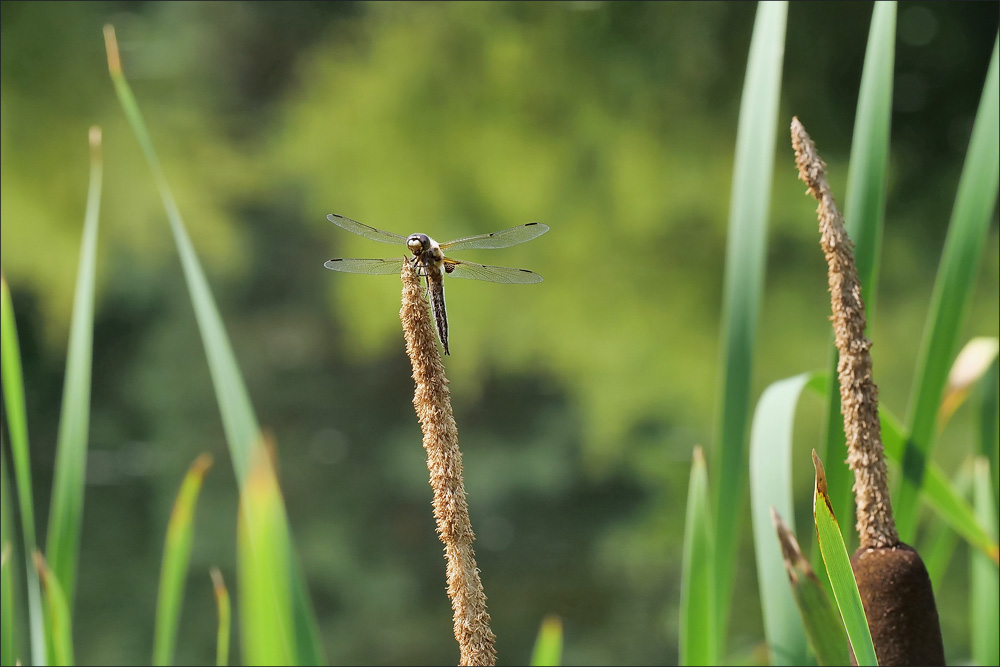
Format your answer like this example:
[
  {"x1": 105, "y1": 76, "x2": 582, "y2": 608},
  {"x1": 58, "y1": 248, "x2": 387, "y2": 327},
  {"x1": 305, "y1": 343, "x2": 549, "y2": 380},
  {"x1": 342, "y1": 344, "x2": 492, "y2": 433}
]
[
  {"x1": 821, "y1": 1, "x2": 897, "y2": 544},
  {"x1": 153, "y1": 454, "x2": 214, "y2": 666},
  {"x1": 0, "y1": 276, "x2": 46, "y2": 665},
  {"x1": 237, "y1": 442, "x2": 296, "y2": 666},
  {"x1": 970, "y1": 456, "x2": 999, "y2": 666},
  {"x1": 103, "y1": 27, "x2": 324, "y2": 664},
  {"x1": 918, "y1": 460, "x2": 970, "y2": 587},
  {"x1": 771, "y1": 509, "x2": 848, "y2": 666},
  {"x1": 749, "y1": 373, "x2": 811, "y2": 665},
  {"x1": 937, "y1": 337, "x2": 998, "y2": 429},
  {"x1": 529, "y1": 614, "x2": 563, "y2": 667},
  {"x1": 881, "y1": 407, "x2": 998, "y2": 562},
  {"x1": 45, "y1": 127, "x2": 103, "y2": 612},
  {"x1": 34, "y1": 553, "x2": 73, "y2": 667},
  {"x1": 811, "y1": 452, "x2": 877, "y2": 666},
  {"x1": 210, "y1": 567, "x2": 231, "y2": 667},
  {"x1": 680, "y1": 447, "x2": 716, "y2": 666},
  {"x1": 713, "y1": 1, "x2": 787, "y2": 633},
  {"x1": 897, "y1": 36, "x2": 1000, "y2": 540}
]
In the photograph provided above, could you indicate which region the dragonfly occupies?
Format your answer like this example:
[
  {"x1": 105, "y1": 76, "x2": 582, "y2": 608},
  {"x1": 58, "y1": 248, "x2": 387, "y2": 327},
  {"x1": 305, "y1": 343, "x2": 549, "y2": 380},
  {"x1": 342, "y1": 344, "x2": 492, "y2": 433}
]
[{"x1": 324, "y1": 213, "x2": 549, "y2": 355}]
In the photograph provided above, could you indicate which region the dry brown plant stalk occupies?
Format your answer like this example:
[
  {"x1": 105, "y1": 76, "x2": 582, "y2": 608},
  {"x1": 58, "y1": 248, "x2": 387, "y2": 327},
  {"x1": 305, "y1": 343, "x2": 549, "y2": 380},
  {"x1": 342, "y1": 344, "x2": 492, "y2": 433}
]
[
  {"x1": 791, "y1": 116, "x2": 897, "y2": 550},
  {"x1": 399, "y1": 259, "x2": 497, "y2": 667}
]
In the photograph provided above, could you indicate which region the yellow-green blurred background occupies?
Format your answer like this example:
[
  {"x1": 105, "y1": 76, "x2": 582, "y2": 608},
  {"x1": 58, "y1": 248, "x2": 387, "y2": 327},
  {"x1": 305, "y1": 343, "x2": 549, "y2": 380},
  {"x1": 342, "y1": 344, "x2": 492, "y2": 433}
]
[{"x1": 1, "y1": 1, "x2": 997, "y2": 664}]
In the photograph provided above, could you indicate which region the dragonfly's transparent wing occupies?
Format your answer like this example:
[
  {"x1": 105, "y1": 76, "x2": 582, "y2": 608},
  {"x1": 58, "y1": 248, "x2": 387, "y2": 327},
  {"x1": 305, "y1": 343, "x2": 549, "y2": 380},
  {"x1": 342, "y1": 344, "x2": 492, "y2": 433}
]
[
  {"x1": 327, "y1": 213, "x2": 408, "y2": 245},
  {"x1": 440, "y1": 222, "x2": 549, "y2": 252},
  {"x1": 323, "y1": 258, "x2": 407, "y2": 275},
  {"x1": 443, "y1": 258, "x2": 543, "y2": 284}
]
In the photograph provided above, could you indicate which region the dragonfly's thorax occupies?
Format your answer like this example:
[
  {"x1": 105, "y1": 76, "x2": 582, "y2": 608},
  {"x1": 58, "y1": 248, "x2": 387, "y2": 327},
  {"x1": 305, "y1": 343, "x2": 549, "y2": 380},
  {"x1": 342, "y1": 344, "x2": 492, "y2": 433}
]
[{"x1": 408, "y1": 233, "x2": 445, "y2": 275}]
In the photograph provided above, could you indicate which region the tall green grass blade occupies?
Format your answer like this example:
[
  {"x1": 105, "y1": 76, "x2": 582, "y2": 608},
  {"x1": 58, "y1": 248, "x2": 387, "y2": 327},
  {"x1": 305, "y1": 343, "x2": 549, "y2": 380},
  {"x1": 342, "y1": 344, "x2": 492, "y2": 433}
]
[
  {"x1": 287, "y1": 559, "x2": 324, "y2": 665},
  {"x1": 821, "y1": 1, "x2": 896, "y2": 545},
  {"x1": 103, "y1": 27, "x2": 325, "y2": 664},
  {"x1": 529, "y1": 615, "x2": 563, "y2": 667},
  {"x1": 45, "y1": 127, "x2": 103, "y2": 611},
  {"x1": 811, "y1": 452, "x2": 877, "y2": 667},
  {"x1": 237, "y1": 444, "x2": 296, "y2": 666},
  {"x1": 153, "y1": 454, "x2": 213, "y2": 666},
  {"x1": 896, "y1": 36, "x2": 1000, "y2": 540},
  {"x1": 34, "y1": 554, "x2": 73, "y2": 667},
  {"x1": 971, "y1": 456, "x2": 999, "y2": 666},
  {"x1": 749, "y1": 373, "x2": 811, "y2": 665},
  {"x1": 680, "y1": 447, "x2": 716, "y2": 666},
  {"x1": 210, "y1": 568, "x2": 231, "y2": 667},
  {"x1": 2, "y1": 453, "x2": 15, "y2": 667},
  {"x1": 102, "y1": 31, "x2": 257, "y2": 482},
  {"x1": 842, "y1": 1, "x2": 895, "y2": 315},
  {"x1": 771, "y1": 509, "x2": 848, "y2": 666},
  {"x1": 713, "y1": 1, "x2": 787, "y2": 634},
  {"x1": 970, "y1": 346, "x2": 999, "y2": 666},
  {"x1": 1, "y1": 276, "x2": 47, "y2": 665}
]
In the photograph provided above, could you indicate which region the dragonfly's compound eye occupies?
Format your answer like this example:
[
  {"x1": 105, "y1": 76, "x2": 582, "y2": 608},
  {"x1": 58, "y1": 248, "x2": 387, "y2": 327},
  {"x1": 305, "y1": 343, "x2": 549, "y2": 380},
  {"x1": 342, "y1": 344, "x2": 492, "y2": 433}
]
[{"x1": 407, "y1": 234, "x2": 427, "y2": 254}]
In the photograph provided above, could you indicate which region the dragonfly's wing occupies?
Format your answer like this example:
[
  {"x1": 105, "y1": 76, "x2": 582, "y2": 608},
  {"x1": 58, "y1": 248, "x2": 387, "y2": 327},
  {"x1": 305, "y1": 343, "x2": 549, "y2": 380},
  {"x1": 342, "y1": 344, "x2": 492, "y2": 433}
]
[
  {"x1": 443, "y1": 259, "x2": 543, "y2": 284},
  {"x1": 327, "y1": 213, "x2": 408, "y2": 245},
  {"x1": 440, "y1": 222, "x2": 549, "y2": 251},
  {"x1": 324, "y1": 258, "x2": 407, "y2": 275}
]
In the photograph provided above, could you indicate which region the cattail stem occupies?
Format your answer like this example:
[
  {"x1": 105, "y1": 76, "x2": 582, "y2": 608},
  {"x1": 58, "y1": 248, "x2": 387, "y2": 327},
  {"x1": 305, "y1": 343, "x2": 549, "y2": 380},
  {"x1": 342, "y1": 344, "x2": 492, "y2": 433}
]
[{"x1": 399, "y1": 260, "x2": 497, "y2": 666}]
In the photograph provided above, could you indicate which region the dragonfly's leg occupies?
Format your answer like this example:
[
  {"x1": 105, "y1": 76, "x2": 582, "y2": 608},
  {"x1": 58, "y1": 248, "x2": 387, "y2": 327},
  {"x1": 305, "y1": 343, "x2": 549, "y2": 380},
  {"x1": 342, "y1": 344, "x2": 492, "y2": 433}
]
[{"x1": 411, "y1": 259, "x2": 433, "y2": 296}]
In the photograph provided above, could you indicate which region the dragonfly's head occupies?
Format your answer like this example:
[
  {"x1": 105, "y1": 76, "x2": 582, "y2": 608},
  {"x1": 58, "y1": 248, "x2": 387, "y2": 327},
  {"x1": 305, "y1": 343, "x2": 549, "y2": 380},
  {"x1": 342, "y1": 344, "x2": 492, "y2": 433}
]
[{"x1": 407, "y1": 233, "x2": 431, "y2": 256}]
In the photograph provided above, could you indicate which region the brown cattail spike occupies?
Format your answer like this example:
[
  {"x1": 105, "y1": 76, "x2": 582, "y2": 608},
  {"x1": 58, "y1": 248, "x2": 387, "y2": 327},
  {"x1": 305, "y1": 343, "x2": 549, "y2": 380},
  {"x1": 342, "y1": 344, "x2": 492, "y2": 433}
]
[
  {"x1": 791, "y1": 116, "x2": 897, "y2": 550},
  {"x1": 792, "y1": 117, "x2": 945, "y2": 666},
  {"x1": 400, "y1": 260, "x2": 497, "y2": 666}
]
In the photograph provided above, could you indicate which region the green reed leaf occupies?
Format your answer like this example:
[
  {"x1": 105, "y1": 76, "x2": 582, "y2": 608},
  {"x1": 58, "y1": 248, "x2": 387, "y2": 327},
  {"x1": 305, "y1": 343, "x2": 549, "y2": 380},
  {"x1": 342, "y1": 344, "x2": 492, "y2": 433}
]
[
  {"x1": 45, "y1": 127, "x2": 103, "y2": 612},
  {"x1": 713, "y1": 1, "x2": 787, "y2": 636},
  {"x1": 153, "y1": 454, "x2": 213, "y2": 666},
  {"x1": 896, "y1": 35, "x2": 1000, "y2": 540},
  {"x1": 681, "y1": 447, "x2": 717, "y2": 666},
  {"x1": 529, "y1": 614, "x2": 563, "y2": 667},
  {"x1": 811, "y1": 452, "x2": 877, "y2": 667}
]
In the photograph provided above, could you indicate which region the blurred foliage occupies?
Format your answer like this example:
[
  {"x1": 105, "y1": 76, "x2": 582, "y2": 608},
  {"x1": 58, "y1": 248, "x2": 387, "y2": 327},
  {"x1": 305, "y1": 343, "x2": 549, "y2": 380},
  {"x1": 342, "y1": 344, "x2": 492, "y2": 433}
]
[{"x1": 1, "y1": 1, "x2": 997, "y2": 664}]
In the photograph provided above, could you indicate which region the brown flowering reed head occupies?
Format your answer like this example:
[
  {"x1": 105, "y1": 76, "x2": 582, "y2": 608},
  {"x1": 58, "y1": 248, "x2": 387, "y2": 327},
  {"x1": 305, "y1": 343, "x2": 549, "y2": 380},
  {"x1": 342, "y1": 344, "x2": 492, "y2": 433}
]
[
  {"x1": 399, "y1": 260, "x2": 497, "y2": 666},
  {"x1": 792, "y1": 117, "x2": 944, "y2": 666}
]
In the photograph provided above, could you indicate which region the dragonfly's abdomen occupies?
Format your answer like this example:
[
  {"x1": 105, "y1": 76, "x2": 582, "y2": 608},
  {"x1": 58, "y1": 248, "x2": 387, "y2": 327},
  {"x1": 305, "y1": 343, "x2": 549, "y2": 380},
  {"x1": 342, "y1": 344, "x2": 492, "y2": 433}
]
[{"x1": 427, "y1": 278, "x2": 449, "y2": 355}]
